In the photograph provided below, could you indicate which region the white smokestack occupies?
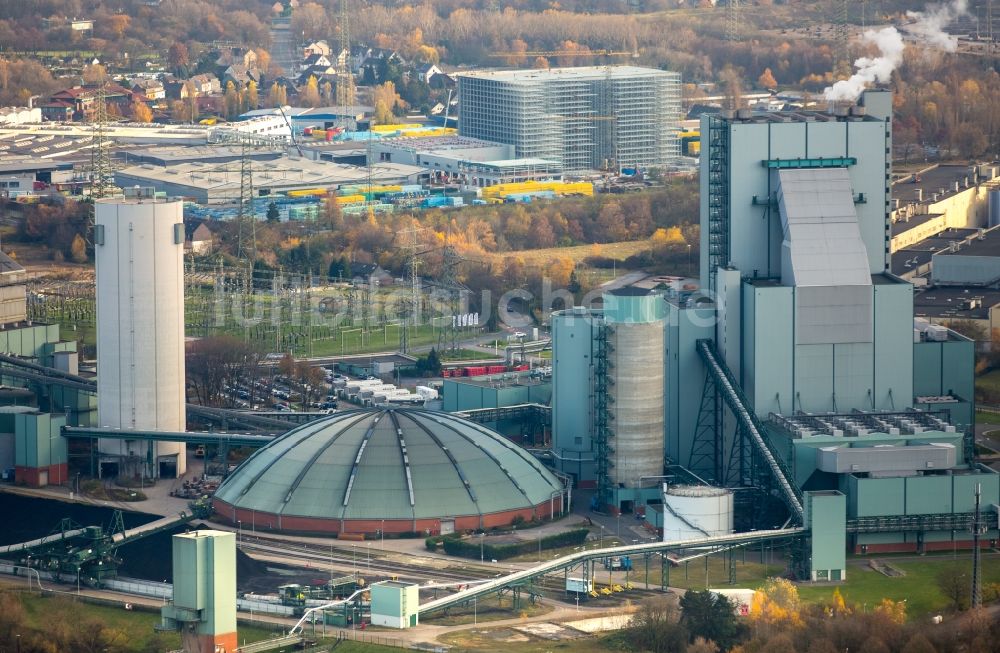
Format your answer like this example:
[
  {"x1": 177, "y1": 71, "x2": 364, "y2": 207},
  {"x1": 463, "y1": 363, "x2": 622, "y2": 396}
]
[{"x1": 823, "y1": 0, "x2": 968, "y2": 103}]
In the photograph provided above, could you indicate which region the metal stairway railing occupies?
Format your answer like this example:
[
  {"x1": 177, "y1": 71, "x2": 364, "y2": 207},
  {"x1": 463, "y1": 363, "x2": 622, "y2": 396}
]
[{"x1": 695, "y1": 339, "x2": 803, "y2": 520}]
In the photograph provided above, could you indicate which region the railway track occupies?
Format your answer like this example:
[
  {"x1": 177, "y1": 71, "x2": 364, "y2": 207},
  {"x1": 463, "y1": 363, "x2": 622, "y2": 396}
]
[{"x1": 237, "y1": 535, "x2": 659, "y2": 605}]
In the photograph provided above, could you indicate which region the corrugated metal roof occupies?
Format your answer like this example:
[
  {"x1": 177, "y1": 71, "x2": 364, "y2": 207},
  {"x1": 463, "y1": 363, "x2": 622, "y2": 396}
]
[
  {"x1": 777, "y1": 167, "x2": 871, "y2": 287},
  {"x1": 214, "y1": 408, "x2": 562, "y2": 521}
]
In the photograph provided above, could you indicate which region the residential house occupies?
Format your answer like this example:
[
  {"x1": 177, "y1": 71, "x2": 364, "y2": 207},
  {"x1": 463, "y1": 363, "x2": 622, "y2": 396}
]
[
  {"x1": 303, "y1": 40, "x2": 332, "y2": 58},
  {"x1": 223, "y1": 65, "x2": 261, "y2": 89},
  {"x1": 43, "y1": 84, "x2": 136, "y2": 121},
  {"x1": 414, "y1": 63, "x2": 443, "y2": 85},
  {"x1": 358, "y1": 48, "x2": 406, "y2": 83},
  {"x1": 428, "y1": 71, "x2": 456, "y2": 90},
  {"x1": 186, "y1": 222, "x2": 214, "y2": 255},
  {"x1": 215, "y1": 47, "x2": 258, "y2": 70},
  {"x1": 188, "y1": 74, "x2": 221, "y2": 96},
  {"x1": 131, "y1": 79, "x2": 166, "y2": 101},
  {"x1": 40, "y1": 102, "x2": 74, "y2": 122},
  {"x1": 300, "y1": 54, "x2": 332, "y2": 72},
  {"x1": 351, "y1": 264, "x2": 395, "y2": 286},
  {"x1": 162, "y1": 75, "x2": 191, "y2": 100}
]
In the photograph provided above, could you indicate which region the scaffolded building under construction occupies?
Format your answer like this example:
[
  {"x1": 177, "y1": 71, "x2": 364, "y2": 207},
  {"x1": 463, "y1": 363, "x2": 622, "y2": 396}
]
[{"x1": 457, "y1": 66, "x2": 681, "y2": 173}]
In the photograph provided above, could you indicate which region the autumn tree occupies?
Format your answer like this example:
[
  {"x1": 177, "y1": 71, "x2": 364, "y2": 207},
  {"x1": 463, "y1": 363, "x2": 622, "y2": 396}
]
[
  {"x1": 900, "y1": 634, "x2": 937, "y2": 653},
  {"x1": 131, "y1": 101, "x2": 153, "y2": 123},
  {"x1": 223, "y1": 80, "x2": 240, "y2": 119},
  {"x1": 82, "y1": 63, "x2": 108, "y2": 84},
  {"x1": 533, "y1": 56, "x2": 550, "y2": 69},
  {"x1": 246, "y1": 80, "x2": 259, "y2": 111},
  {"x1": 69, "y1": 233, "x2": 87, "y2": 263},
  {"x1": 322, "y1": 192, "x2": 343, "y2": 230},
  {"x1": 167, "y1": 42, "x2": 189, "y2": 74},
  {"x1": 749, "y1": 578, "x2": 802, "y2": 635},
  {"x1": 373, "y1": 81, "x2": 403, "y2": 124},
  {"x1": 300, "y1": 75, "x2": 321, "y2": 107},
  {"x1": 267, "y1": 82, "x2": 287, "y2": 108},
  {"x1": 187, "y1": 336, "x2": 265, "y2": 407},
  {"x1": 290, "y1": 2, "x2": 329, "y2": 41},
  {"x1": 757, "y1": 67, "x2": 777, "y2": 89}
]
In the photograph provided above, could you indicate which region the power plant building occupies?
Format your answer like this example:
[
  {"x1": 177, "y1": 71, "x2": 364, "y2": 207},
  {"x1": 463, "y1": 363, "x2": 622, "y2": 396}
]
[
  {"x1": 457, "y1": 66, "x2": 681, "y2": 172},
  {"x1": 95, "y1": 193, "x2": 186, "y2": 479},
  {"x1": 551, "y1": 90, "x2": 997, "y2": 566}
]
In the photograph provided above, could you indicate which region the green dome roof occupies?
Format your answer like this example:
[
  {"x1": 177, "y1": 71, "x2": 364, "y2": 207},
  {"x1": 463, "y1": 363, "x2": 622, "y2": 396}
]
[{"x1": 215, "y1": 408, "x2": 562, "y2": 521}]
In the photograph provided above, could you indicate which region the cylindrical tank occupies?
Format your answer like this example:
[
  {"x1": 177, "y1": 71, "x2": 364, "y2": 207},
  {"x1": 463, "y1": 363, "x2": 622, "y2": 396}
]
[
  {"x1": 551, "y1": 306, "x2": 600, "y2": 482},
  {"x1": 605, "y1": 288, "x2": 665, "y2": 488},
  {"x1": 662, "y1": 485, "x2": 734, "y2": 541},
  {"x1": 989, "y1": 189, "x2": 1000, "y2": 228},
  {"x1": 95, "y1": 196, "x2": 186, "y2": 478}
]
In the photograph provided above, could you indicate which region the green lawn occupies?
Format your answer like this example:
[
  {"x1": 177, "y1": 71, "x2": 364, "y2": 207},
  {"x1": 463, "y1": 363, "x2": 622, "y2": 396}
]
[
  {"x1": 440, "y1": 348, "x2": 499, "y2": 361},
  {"x1": 976, "y1": 410, "x2": 1000, "y2": 425},
  {"x1": 421, "y1": 593, "x2": 552, "y2": 626},
  {"x1": 13, "y1": 593, "x2": 280, "y2": 652},
  {"x1": 796, "y1": 555, "x2": 1000, "y2": 617}
]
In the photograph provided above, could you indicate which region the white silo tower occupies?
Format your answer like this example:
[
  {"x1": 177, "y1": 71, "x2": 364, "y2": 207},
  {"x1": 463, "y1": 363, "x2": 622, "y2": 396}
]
[{"x1": 95, "y1": 190, "x2": 186, "y2": 478}]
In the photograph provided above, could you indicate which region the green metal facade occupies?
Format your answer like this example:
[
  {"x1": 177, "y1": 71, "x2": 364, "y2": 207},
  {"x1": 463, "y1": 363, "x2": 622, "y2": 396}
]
[
  {"x1": 804, "y1": 491, "x2": 846, "y2": 581},
  {"x1": 14, "y1": 412, "x2": 66, "y2": 469},
  {"x1": 551, "y1": 308, "x2": 598, "y2": 481},
  {"x1": 664, "y1": 302, "x2": 714, "y2": 466},
  {"x1": 741, "y1": 279, "x2": 913, "y2": 418},
  {"x1": 913, "y1": 337, "x2": 975, "y2": 431},
  {"x1": 443, "y1": 379, "x2": 551, "y2": 412},
  {"x1": 170, "y1": 530, "x2": 237, "y2": 637}
]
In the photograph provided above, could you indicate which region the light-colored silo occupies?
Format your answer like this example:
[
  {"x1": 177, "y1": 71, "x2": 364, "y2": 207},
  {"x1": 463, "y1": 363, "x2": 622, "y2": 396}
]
[
  {"x1": 95, "y1": 192, "x2": 186, "y2": 478},
  {"x1": 605, "y1": 288, "x2": 665, "y2": 488},
  {"x1": 662, "y1": 485, "x2": 734, "y2": 541}
]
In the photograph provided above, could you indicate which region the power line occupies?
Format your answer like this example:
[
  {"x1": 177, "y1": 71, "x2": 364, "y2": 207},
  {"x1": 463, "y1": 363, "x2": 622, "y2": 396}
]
[
  {"x1": 89, "y1": 83, "x2": 113, "y2": 200},
  {"x1": 727, "y1": 0, "x2": 742, "y2": 42},
  {"x1": 336, "y1": 0, "x2": 356, "y2": 106}
]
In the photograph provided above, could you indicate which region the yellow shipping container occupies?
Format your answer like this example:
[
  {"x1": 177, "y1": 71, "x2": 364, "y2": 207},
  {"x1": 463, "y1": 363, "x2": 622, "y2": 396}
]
[
  {"x1": 482, "y1": 180, "x2": 594, "y2": 199},
  {"x1": 370, "y1": 123, "x2": 422, "y2": 133},
  {"x1": 286, "y1": 188, "x2": 330, "y2": 197}
]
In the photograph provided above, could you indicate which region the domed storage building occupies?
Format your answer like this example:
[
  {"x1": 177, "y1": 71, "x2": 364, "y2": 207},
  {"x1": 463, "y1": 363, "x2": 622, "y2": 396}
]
[{"x1": 212, "y1": 408, "x2": 566, "y2": 535}]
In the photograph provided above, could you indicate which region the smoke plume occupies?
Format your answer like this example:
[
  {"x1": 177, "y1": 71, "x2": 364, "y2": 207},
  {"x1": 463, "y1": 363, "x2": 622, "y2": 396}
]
[
  {"x1": 824, "y1": 27, "x2": 904, "y2": 102},
  {"x1": 906, "y1": 0, "x2": 968, "y2": 51},
  {"x1": 823, "y1": 0, "x2": 967, "y2": 102}
]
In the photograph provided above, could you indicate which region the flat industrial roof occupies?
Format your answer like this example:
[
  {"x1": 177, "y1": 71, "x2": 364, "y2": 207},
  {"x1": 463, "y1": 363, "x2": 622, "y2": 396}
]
[
  {"x1": 913, "y1": 286, "x2": 1000, "y2": 320},
  {"x1": 123, "y1": 145, "x2": 283, "y2": 165},
  {"x1": 890, "y1": 227, "x2": 980, "y2": 276},
  {"x1": 891, "y1": 212, "x2": 943, "y2": 236},
  {"x1": 115, "y1": 156, "x2": 425, "y2": 192},
  {"x1": 376, "y1": 135, "x2": 505, "y2": 151},
  {"x1": 894, "y1": 164, "x2": 977, "y2": 205},
  {"x1": 935, "y1": 226, "x2": 1000, "y2": 257},
  {"x1": 457, "y1": 65, "x2": 676, "y2": 82}
]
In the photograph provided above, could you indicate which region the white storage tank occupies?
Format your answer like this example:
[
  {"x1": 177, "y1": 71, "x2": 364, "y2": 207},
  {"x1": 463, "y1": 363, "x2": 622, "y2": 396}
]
[
  {"x1": 95, "y1": 192, "x2": 186, "y2": 478},
  {"x1": 662, "y1": 485, "x2": 734, "y2": 541}
]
